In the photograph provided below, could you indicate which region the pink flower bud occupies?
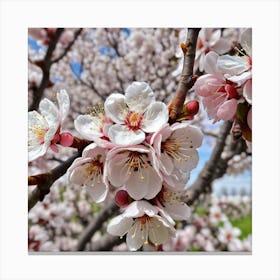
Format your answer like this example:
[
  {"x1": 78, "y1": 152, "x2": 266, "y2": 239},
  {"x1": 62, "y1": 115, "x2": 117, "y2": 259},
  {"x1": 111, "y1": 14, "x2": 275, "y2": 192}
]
[
  {"x1": 115, "y1": 190, "x2": 130, "y2": 208},
  {"x1": 59, "y1": 132, "x2": 74, "y2": 147},
  {"x1": 185, "y1": 100, "x2": 199, "y2": 116}
]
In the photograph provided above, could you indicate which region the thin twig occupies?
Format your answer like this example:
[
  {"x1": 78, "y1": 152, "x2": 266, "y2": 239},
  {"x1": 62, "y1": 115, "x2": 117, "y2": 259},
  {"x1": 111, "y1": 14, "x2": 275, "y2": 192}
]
[
  {"x1": 28, "y1": 28, "x2": 64, "y2": 111},
  {"x1": 168, "y1": 28, "x2": 201, "y2": 121},
  {"x1": 28, "y1": 151, "x2": 82, "y2": 211},
  {"x1": 51, "y1": 28, "x2": 83, "y2": 64}
]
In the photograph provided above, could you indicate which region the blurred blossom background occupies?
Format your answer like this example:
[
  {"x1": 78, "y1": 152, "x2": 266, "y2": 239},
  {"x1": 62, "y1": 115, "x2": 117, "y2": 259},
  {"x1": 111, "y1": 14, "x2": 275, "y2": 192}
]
[{"x1": 28, "y1": 28, "x2": 251, "y2": 252}]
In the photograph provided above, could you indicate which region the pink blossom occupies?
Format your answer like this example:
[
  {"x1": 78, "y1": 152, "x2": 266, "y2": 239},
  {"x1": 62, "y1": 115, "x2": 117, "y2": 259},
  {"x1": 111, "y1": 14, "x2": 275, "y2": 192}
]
[
  {"x1": 107, "y1": 200, "x2": 176, "y2": 251},
  {"x1": 28, "y1": 89, "x2": 70, "y2": 161},
  {"x1": 104, "y1": 81, "x2": 169, "y2": 146},
  {"x1": 105, "y1": 145, "x2": 162, "y2": 200},
  {"x1": 156, "y1": 185, "x2": 191, "y2": 221},
  {"x1": 67, "y1": 143, "x2": 108, "y2": 203},
  {"x1": 151, "y1": 122, "x2": 203, "y2": 186},
  {"x1": 74, "y1": 103, "x2": 114, "y2": 149},
  {"x1": 194, "y1": 51, "x2": 241, "y2": 122}
]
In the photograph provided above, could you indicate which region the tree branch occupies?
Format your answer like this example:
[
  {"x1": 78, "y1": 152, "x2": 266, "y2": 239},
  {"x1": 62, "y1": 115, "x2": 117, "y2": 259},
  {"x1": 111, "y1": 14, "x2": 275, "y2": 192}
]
[
  {"x1": 51, "y1": 28, "x2": 83, "y2": 64},
  {"x1": 29, "y1": 28, "x2": 64, "y2": 111},
  {"x1": 186, "y1": 121, "x2": 232, "y2": 205},
  {"x1": 76, "y1": 202, "x2": 119, "y2": 251},
  {"x1": 28, "y1": 151, "x2": 82, "y2": 211},
  {"x1": 168, "y1": 28, "x2": 201, "y2": 121},
  {"x1": 28, "y1": 137, "x2": 90, "y2": 211}
]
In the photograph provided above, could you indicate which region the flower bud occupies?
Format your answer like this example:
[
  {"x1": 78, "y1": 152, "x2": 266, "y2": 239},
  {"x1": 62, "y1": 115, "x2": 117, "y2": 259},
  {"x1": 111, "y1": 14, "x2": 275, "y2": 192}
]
[
  {"x1": 115, "y1": 190, "x2": 130, "y2": 208},
  {"x1": 59, "y1": 132, "x2": 74, "y2": 147},
  {"x1": 185, "y1": 100, "x2": 199, "y2": 116}
]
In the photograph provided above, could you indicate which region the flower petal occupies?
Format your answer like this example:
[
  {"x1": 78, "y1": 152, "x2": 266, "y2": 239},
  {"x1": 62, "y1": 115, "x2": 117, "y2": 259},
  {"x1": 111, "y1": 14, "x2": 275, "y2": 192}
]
[
  {"x1": 39, "y1": 98, "x2": 59, "y2": 130},
  {"x1": 173, "y1": 149, "x2": 199, "y2": 172},
  {"x1": 171, "y1": 123, "x2": 203, "y2": 148},
  {"x1": 107, "y1": 151, "x2": 130, "y2": 187},
  {"x1": 217, "y1": 98, "x2": 238, "y2": 121},
  {"x1": 74, "y1": 114, "x2": 103, "y2": 140},
  {"x1": 124, "y1": 169, "x2": 149, "y2": 200},
  {"x1": 104, "y1": 93, "x2": 127, "y2": 124},
  {"x1": 225, "y1": 71, "x2": 252, "y2": 86},
  {"x1": 123, "y1": 200, "x2": 158, "y2": 218},
  {"x1": 195, "y1": 74, "x2": 225, "y2": 97},
  {"x1": 204, "y1": 51, "x2": 224, "y2": 78},
  {"x1": 108, "y1": 124, "x2": 145, "y2": 146},
  {"x1": 126, "y1": 221, "x2": 144, "y2": 251},
  {"x1": 85, "y1": 182, "x2": 108, "y2": 203},
  {"x1": 160, "y1": 152, "x2": 174, "y2": 175},
  {"x1": 144, "y1": 167, "x2": 162, "y2": 200},
  {"x1": 82, "y1": 143, "x2": 106, "y2": 161},
  {"x1": 212, "y1": 38, "x2": 231, "y2": 54},
  {"x1": 125, "y1": 81, "x2": 155, "y2": 113},
  {"x1": 164, "y1": 203, "x2": 191, "y2": 221},
  {"x1": 142, "y1": 102, "x2": 169, "y2": 133},
  {"x1": 218, "y1": 55, "x2": 249, "y2": 76},
  {"x1": 56, "y1": 89, "x2": 70, "y2": 122},
  {"x1": 241, "y1": 28, "x2": 252, "y2": 56},
  {"x1": 107, "y1": 215, "x2": 134, "y2": 236},
  {"x1": 28, "y1": 143, "x2": 49, "y2": 162},
  {"x1": 148, "y1": 218, "x2": 170, "y2": 245}
]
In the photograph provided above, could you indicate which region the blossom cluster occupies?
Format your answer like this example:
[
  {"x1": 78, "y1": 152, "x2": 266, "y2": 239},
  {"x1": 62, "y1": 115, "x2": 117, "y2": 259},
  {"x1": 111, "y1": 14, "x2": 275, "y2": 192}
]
[
  {"x1": 193, "y1": 28, "x2": 252, "y2": 145},
  {"x1": 67, "y1": 81, "x2": 203, "y2": 250},
  {"x1": 28, "y1": 80, "x2": 202, "y2": 251},
  {"x1": 112, "y1": 195, "x2": 252, "y2": 252}
]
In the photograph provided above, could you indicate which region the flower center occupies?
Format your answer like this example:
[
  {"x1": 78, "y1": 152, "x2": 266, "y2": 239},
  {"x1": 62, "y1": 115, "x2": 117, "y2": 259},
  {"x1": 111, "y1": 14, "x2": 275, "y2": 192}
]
[
  {"x1": 124, "y1": 152, "x2": 149, "y2": 180},
  {"x1": 33, "y1": 127, "x2": 48, "y2": 144},
  {"x1": 83, "y1": 157, "x2": 103, "y2": 185},
  {"x1": 125, "y1": 112, "x2": 143, "y2": 131},
  {"x1": 162, "y1": 138, "x2": 193, "y2": 162}
]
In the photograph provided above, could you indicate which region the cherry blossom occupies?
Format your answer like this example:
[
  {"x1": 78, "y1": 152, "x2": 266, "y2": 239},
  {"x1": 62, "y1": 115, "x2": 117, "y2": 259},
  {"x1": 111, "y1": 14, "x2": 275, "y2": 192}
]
[
  {"x1": 74, "y1": 103, "x2": 114, "y2": 148},
  {"x1": 217, "y1": 222, "x2": 241, "y2": 244},
  {"x1": 105, "y1": 145, "x2": 162, "y2": 200},
  {"x1": 67, "y1": 143, "x2": 108, "y2": 203},
  {"x1": 156, "y1": 185, "x2": 191, "y2": 221},
  {"x1": 104, "y1": 81, "x2": 169, "y2": 146},
  {"x1": 150, "y1": 122, "x2": 203, "y2": 183},
  {"x1": 195, "y1": 28, "x2": 232, "y2": 72},
  {"x1": 28, "y1": 89, "x2": 70, "y2": 161},
  {"x1": 107, "y1": 200, "x2": 176, "y2": 251},
  {"x1": 194, "y1": 51, "x2": 241, "y2": 122}
]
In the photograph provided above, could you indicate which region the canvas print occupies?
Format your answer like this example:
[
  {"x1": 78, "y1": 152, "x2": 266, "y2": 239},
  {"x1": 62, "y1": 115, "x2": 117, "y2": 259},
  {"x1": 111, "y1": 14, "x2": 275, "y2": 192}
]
[{"x1": 28, "y1": 28, "x2": 252, "y2": 252}]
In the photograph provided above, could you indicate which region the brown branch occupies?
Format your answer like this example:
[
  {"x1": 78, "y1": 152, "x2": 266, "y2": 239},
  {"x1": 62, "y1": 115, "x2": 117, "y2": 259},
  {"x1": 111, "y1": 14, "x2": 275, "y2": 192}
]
[
  {"x1": 76, "y1": 202, "x2": 119, "y2": 251},
  {"x1": 51, "y1": 28, "x2": 83, "y2": 64},
  {"x1": 29, "y1": 28, "x2": 65, "y2": 111},
  {"x1": 28, "y1": 151, "x2": 82, "y2": 211},
  {"x1": 168, "y1": 28, "x2": 201, "y2": 121},
  {"x1": 28, "y1": 138, "x2": 90, "y2": 211},
  {"x1": 186, "y1": 121, "x2": 233, "y2": 205}
]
